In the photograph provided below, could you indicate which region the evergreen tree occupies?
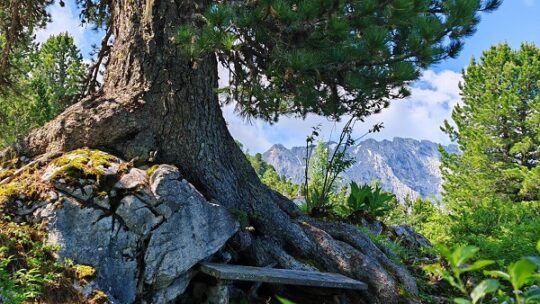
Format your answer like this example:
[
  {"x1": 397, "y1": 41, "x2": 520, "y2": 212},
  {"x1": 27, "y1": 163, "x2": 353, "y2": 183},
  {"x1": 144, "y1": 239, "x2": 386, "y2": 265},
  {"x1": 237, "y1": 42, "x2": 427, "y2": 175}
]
[
  {"x1": 441, "y1": 43, "x2": 540, "y2": 205},
  {"x1": 31, "y1": 33, "x2": 86, "y2": 115},
  {"x1": 0, "y1": 33, "x2": 85, "y2": 147},
  {"x1": 440, "y1": 43, "x2": 540, "y2": 262}
]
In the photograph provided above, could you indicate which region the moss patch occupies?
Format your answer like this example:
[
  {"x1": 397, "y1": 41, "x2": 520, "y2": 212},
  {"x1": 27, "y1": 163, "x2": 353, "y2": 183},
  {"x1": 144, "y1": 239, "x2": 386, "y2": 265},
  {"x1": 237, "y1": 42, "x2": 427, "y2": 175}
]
[
  {"x1": 0, "y1": 168, "x2": 15, "y2": 181},
  {"x1": 0, "y1": 165, "x2": 50, "y2": 212},
  {"x1": 146, "y1": 164, "x2": 159, "y2": 176},
  {"x1": 75, "y1": 264, "x2": 97, "y2": 283},
  {"x1": 49, "y1": 149, "x2": 118, "y2": 185},
  {"x1": 89, "y1": 289, "x2": 110, "y2": 304}
]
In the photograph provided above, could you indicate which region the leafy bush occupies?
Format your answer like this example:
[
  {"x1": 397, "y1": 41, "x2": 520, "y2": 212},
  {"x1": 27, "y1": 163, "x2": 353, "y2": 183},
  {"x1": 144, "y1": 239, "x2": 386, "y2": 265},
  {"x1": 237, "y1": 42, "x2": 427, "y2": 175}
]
[
  {"x1": 447, "y1": 198, "x2": 540, "y2": 264},
  {"x1": 425, "y1": 241, "x2": 540, "y2": 304},
  {"x1": 384, "y1": 197, "x2": 451, "y2": 245},
  {"x1": 390, "y1": 196, "x2": 540, "y2": 265},
  {"x1": 335, "y1": 182, "x2": 394, "y2": 219}
]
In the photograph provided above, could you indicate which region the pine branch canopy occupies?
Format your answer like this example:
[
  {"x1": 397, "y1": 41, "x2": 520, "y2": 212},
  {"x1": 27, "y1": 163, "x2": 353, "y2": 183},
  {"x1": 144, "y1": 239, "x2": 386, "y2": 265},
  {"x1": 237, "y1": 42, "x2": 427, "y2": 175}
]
[{"x1": 1, "y1": 0, "x2": 501, "y2": 121}]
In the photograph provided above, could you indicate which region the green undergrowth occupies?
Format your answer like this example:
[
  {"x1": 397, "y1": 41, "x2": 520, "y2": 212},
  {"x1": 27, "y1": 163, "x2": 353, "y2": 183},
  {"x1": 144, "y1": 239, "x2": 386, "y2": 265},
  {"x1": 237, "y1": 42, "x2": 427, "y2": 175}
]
[
  {"x1": 357, "y1": 226, "x2": 446, "y2": 302},
  {"x1": 0, "y1": 218, "x2": 104, "y2": 303}
]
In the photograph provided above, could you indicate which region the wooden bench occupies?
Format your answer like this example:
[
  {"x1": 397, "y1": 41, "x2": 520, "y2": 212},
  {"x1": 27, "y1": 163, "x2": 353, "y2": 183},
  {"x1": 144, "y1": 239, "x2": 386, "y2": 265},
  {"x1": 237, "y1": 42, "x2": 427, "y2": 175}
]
[{"x1": 198, "y1": 262, "x2": 367, "y2": 303}]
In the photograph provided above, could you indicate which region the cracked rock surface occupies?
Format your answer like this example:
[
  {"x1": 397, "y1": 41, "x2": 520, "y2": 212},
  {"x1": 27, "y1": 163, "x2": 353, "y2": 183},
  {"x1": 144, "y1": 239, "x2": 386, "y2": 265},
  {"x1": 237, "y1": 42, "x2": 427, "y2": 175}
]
[{"x1": 23, "y1": 152, "x2": 238, "y2": 304}]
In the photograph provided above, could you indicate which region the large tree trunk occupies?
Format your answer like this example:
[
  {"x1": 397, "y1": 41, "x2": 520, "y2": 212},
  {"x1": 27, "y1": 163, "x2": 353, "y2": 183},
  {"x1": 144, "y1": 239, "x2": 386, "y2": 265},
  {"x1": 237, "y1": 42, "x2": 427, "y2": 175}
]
[{"x1": 9, "y1": 0, "x2": 417, "y2": 302}]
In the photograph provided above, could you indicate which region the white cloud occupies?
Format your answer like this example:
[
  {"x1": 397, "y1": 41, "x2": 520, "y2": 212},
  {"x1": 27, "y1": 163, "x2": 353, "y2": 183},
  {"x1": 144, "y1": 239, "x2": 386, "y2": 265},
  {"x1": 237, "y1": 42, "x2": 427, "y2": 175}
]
[
  {"x1": 223, "y1": 69, "x2": 463, "y2": 153},
  {"x1": 35, "y1": 0, "x2": 102, "y2": 58}
]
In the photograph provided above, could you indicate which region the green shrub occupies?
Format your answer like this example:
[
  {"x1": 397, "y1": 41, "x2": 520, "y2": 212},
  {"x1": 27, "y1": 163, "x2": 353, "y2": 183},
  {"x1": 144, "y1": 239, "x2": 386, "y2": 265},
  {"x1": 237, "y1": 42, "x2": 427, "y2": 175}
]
[
  {"x1": 447, "y1": 198, "x2": 540, "y2": 264},
  {"x1": 384, "y1": 197, "x2": 451, "y2": 245},
  {"x1": 424, "y1": 240, "x2": 540, "y2": 304},
  {"x1": 335, "y1": 182, "x2": 394, "y2": 219}
]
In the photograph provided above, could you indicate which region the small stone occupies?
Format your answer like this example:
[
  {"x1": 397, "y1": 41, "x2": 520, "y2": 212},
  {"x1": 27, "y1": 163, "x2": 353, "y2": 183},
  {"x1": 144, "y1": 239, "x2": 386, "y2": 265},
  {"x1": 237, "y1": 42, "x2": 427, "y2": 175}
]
[
  {"x1": 72, "y1": 188, "x2": 84, "y2": 200},
  {"x1": 101, "y1": 163, "x2": 119, "y2": 177},
  {"x1": 155, "y1": 204, "x2": 173, "y2": 219},
  {"x1": 110, "y1": 189, "x2": 117, "y2": 198},
  {"x1": 114, "y1": 168, "x2": 148, "y2": 190}
]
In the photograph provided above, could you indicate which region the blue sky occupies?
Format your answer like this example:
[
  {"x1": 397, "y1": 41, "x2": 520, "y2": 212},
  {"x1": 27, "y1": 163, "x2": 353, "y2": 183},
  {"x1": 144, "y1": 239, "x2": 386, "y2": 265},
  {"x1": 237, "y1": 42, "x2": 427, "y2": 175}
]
[{"x1": 37, "y1": 1, "x2": 540, "y2": 153}]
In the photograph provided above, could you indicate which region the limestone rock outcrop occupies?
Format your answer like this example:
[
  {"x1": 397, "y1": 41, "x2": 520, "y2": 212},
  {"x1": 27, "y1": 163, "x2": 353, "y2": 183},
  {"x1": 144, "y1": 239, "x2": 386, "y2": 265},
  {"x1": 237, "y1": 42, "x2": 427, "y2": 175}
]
[{"x1": 3, "y1": 150, "x2": 238, "y2": 303}]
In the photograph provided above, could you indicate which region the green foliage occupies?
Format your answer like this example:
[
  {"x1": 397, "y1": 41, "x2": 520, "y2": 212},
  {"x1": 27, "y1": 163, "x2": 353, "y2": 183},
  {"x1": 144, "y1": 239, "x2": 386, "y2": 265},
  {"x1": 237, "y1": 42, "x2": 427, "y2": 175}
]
[
  {"x1": 301, "y1": 119, "x2": 373, "y2": 216},
  {"x1": 441, "y1": 43, "x2": 540, "y2": 205},
  {"x1": 31, "y1": 33, "x2": 86, "y2": 114},
  {"x1": 302, "y1": 140, "x2": 340, "y2": 215},
  {"x1": 425, "y1": 241, "x2": 540, "y2": 304},
  {"x1": 438, "y1": 43, "x2": 540, "y2": 263},
  {"x1": 335, "y1": 182, "x2": 394, "y2": 218},
  {"x1": 0, "y1": 33, "x2": 86, "y2": 148},
  {"x1": 243, "y1": 149, "x2": 300, "y2": 199},
  {"x1": 178, "y1": 0, "x2": 500, "y2": 121},
  {"x1": 384, "y1": 197, "x2": 450, "y2": 245},
  {"x1": 0, "y1": 0, "x2": 51, "y2": 92},
  {"x1": 0, "y1": 221, "x2": 67, "y2": 303}
]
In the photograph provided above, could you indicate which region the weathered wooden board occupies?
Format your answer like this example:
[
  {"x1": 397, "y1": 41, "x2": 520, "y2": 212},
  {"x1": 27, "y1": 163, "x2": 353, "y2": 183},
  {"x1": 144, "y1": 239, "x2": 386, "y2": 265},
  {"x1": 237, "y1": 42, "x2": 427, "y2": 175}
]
[{"x1": 198, "y1": 262, "x2": 367, "y2": 290}]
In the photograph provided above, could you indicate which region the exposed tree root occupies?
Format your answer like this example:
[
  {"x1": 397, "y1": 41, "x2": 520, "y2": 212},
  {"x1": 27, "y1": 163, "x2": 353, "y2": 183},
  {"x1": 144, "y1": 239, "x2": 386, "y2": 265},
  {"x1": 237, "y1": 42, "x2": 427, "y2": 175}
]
[{"x1": 1, "y1": 30, "x2": 419, "y2": 301}]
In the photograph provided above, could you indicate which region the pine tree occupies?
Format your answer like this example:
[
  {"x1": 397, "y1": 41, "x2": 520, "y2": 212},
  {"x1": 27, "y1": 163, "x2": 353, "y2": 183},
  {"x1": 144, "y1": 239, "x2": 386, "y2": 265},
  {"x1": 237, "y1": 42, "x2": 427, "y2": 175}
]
[
  {"x1": 441, "y1": 43, "x2": 540, "y2": 205},
  {"x1": 32, "y1": 33, "x2": 86, "y2": 115},
  {"x1": 440, "y1": 43, "x2": 540, "y2": 261},
  {"x1": 0, "y1": 33, "x2": 85, "y2": 147}
]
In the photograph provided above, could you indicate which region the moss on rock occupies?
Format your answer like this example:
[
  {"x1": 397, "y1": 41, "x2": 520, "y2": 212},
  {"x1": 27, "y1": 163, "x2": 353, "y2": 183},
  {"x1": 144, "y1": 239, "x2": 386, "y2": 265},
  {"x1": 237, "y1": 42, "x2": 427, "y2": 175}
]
[
  {"x1": 146, "y1": 164, "x2": 159, "y2": 176},
  {"x1": 89, "y1": 289, "x2": 110, "y2": 304},
  {"x1": 48, "y1": 149, "x2": 118, "y2": 185},
  {"x1": 0, "y1": 149, "x2": 122, "y2": 303},
  {"x1": 75, "y1": 264, "x2": 97, "y2": 283},
  {"x1": 0, "y1": 165, "x2": 50, "y2": 211}
]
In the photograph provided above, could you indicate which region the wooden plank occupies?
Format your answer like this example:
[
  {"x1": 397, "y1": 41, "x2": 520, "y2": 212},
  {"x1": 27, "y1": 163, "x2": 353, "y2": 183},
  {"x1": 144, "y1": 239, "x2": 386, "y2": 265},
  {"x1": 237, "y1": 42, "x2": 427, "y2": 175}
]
[{"x1": 198, "y1": 263, "x2": 367, "y2": 290}]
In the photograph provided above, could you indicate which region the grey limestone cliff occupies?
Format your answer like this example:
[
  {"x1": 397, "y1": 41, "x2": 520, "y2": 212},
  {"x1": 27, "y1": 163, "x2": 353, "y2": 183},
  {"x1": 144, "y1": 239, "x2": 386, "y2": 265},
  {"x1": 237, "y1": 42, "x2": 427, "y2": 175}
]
[{"x1": 262, "y1": 138, "x2": 459, "y2": 201}]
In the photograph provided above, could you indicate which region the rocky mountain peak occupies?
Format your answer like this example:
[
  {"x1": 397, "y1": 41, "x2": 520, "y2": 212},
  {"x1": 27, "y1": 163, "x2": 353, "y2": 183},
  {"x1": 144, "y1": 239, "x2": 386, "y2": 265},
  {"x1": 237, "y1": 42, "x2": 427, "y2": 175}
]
[{"x1": 262, "y1": 138, "x2": 458, "y2": 201}]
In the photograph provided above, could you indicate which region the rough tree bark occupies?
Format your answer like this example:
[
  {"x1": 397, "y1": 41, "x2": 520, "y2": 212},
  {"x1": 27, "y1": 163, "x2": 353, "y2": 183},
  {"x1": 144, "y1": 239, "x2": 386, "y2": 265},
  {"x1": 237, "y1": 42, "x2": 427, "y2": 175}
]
[{"x1": 8, "y1": 0, "x2": 417, "y2": 302}]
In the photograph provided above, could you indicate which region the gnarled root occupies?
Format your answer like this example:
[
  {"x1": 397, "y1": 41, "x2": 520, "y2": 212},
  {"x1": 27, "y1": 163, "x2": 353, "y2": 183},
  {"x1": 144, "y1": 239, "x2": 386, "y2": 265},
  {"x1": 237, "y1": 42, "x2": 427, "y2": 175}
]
[{"x1": 3, "y1": 91, "x2": 418, "y2": 303}]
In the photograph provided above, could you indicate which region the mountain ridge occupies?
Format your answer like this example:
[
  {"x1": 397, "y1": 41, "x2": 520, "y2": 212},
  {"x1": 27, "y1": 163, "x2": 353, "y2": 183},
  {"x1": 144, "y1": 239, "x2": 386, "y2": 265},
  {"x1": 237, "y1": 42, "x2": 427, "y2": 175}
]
[{"x1": 262, "y1": 137, "x2": 459, "y2": 201}]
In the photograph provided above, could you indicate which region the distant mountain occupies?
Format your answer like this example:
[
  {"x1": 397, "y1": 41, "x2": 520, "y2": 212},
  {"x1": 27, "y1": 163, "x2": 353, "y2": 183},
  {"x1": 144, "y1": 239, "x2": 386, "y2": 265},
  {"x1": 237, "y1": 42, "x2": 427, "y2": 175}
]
[{"x1": 262, "y1": 138, "x2": 459, "y2": 201}]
